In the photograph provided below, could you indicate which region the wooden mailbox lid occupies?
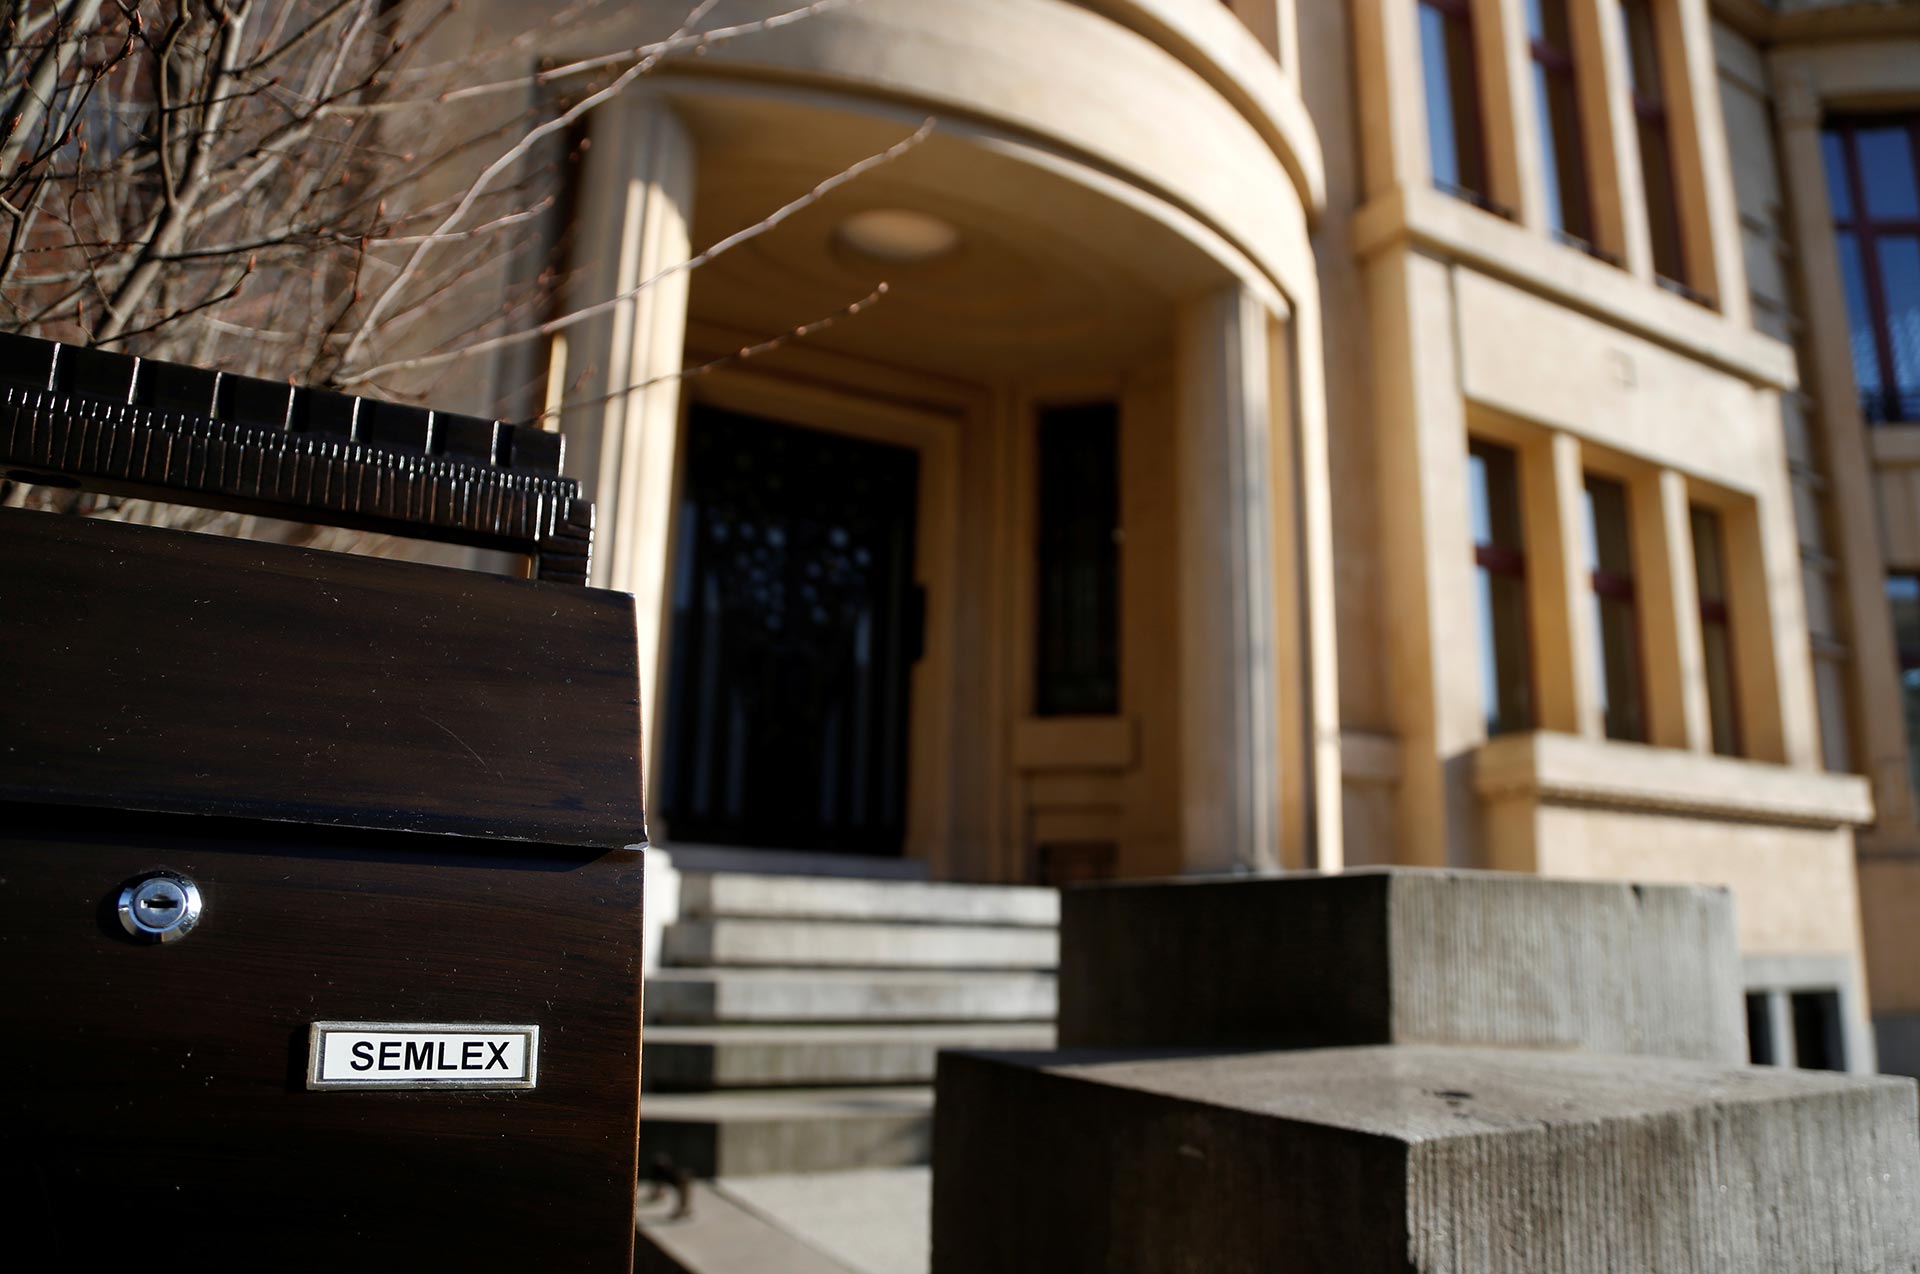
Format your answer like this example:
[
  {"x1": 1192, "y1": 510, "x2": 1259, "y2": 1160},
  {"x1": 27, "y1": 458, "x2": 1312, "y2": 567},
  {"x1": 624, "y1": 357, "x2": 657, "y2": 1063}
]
[{"x1": 0, "y1": 507, "x2": 646, "y2": 848}]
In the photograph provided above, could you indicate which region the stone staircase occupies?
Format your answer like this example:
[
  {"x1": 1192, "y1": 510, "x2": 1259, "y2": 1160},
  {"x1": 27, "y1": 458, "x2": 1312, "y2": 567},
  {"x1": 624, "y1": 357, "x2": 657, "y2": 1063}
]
[{"x1": 639, "y1": 870, "x2": 1060, "y2": 1177}]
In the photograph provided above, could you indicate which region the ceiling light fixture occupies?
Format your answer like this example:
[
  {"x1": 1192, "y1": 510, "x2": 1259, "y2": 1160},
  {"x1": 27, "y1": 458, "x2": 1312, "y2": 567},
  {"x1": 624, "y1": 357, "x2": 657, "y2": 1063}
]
[{"x1": 836, "y1": 209, "x2": 960, "y2": 264}]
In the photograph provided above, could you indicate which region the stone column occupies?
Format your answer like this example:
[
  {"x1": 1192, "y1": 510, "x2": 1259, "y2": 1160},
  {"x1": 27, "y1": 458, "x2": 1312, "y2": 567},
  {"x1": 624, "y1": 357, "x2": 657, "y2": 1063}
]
[
  {"x1": 1633, "y1": 467, "x2": 1711, "y2": 752},
  {"x1": 560, "y1": 95, "x2": 695, "y2": 795},
  {"x1": 1176, "y1": 285, "x2": 1284, "y2": 874},
  {"x1": 1775, "y1": 70, "x2": 1914, "y2": 824},
  {"x1": 1370, "y1": 251, "x2": 1482, "y2": 867}
]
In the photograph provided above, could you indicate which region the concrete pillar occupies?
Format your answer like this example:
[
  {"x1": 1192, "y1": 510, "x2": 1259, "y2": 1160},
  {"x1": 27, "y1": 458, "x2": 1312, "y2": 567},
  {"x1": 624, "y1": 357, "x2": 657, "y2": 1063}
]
[
  {"x1": 1775, "y1": 73, "x2": 1915, "y2": 826},
  {"x1": 560, "y1": 96, "x2": 694, "y2": 793},
  {"x1": 1370, "y1": 252, "x2": 1481, "y2": 866},
  {"x1": 1478, "y1": 0, "x2": 1546, "y2": 229},
  {"x1": 1351, "y1": 0, "x2": 1431, "y2": 198},
  {"x1": 1570, "y1": 0, "x2": 1654, "y2": 275},
  {"x1": 1635, "y1": 468, "x2": 1711, "y2": 751},
  {"x1": 1176, "y1": 285, "x2": 1284, "y2": 873},
  {"x1": 1524, "y1": 431, "x2": 1603, "y2": 738},
  {"x1": 1659, "y1": 0, "x2": 1748, "y2": 322}
]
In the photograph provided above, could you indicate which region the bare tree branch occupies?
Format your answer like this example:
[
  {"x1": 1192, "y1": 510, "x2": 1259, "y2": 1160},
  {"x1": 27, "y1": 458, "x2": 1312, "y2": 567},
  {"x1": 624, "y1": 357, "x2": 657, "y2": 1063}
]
[{"x1": 340, "y1": 117, "x2": 933, "y2": 386}]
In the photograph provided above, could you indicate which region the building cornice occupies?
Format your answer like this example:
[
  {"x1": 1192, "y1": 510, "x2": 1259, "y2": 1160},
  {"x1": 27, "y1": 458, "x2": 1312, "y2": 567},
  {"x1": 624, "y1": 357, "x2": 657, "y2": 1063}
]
[
  {"x1": 1353, "y1": 185, "x2": 1800, "y2": 391},
  {"x1": 1475, "y1": 732, "x2": 1875, "y2": 828}
]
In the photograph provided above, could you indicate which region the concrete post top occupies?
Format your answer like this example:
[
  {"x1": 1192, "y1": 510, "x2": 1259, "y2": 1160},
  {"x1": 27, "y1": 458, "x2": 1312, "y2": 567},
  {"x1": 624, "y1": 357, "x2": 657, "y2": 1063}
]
[
  {"x1": 941, "y1": 1043, "x2": 1917, "y2": 1146},
  {"x1": 1058, "y1": 867, "x2": 1748, "y2": 1062}
]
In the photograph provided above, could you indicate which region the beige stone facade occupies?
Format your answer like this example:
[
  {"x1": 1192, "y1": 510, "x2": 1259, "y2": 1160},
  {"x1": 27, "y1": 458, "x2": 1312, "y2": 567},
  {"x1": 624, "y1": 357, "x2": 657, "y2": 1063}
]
[{"x1": 414, "y1": 0, "x2": 1920, "y2": 1074}]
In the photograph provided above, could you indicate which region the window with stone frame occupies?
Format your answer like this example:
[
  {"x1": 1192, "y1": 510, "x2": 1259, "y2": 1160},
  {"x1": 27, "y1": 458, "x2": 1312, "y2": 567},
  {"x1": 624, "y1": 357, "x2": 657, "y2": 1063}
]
[
  {"x1": 1886, "y1": 574, "x2": 1920, "y2": 798},
  {"x1": 1583, "y1": 474, "x2": 1645, "y2": 742},
  {"x1": 1822, "y1": 116, "x2": 1920, "y2": 424},
  {"x1": 1527, "y1": 0, "x2": 1596, "y2": 250},
  {"x1": 1619, "y1": 0, "x2": 1688, "y2": 290},
  {"x1": 1418, "y1": 0, "x2": 1496, "y2": 209},
  {"x1": 1469, "y1": 439, "x2": 1534, "y2": 735}
]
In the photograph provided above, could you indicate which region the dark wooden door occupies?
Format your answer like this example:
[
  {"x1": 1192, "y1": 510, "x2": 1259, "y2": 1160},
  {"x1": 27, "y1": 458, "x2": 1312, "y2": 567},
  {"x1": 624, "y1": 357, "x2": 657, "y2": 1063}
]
[{"x1": 658, "y1": 406, "x2": 922, "y2": 855}]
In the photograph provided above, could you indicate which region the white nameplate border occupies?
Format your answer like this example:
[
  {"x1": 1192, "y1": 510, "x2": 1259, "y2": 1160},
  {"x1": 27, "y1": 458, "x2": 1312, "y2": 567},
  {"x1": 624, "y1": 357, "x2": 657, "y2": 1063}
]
[{"x1": 307, "y1": 1022, "x2": 539, "y2": 1091}]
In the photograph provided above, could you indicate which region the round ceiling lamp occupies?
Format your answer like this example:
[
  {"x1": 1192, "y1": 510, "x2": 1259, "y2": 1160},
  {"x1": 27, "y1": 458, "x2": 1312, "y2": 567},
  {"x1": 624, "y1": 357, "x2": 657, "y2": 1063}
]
[{"x1": 836, "y1": 209, "x2": 961, "y2": 264}]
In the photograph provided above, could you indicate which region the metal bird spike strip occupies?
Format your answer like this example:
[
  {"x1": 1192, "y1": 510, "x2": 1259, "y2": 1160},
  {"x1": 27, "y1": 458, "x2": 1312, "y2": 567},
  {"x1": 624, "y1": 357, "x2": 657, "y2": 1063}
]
[{"x1": 0, "y1": 332, "x2": 593, "y2": 585}]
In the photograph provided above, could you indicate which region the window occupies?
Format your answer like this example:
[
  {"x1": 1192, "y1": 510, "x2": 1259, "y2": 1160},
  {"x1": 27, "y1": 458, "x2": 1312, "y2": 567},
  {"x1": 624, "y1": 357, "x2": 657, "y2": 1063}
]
[
  {"x1": 1468, "y1": 440, "x2": 1533, "y2": 734},
  {"x1": 1036, "y1": 403, "x2": 1120, "y2": 716},
  {"x1": 1690, "y1": 506, "x2": 1739, "y2": 756},
  {"x1": 1822, "y1": 117, "x2": 1920, "y2": 423},
  {"x1": 1887, "y1": 575, "x2": 1920, "y2": 796},
  {"x1": 1418, "y1": 0, "x2": 1491, "y2": 206},
  {"x1": 1527, "y1": 0, "x2": 1594, "y2": 246},
  {"x1": 1747, "y1": 985, "x2": 1850, "y2": 1071},
  {"x1": 1584, "y1": 475, "x2": 1644, "y2": 741},
  {"x1": 1620, "y1": 0, "x2": 1687, "y2": 288},
  {"x1": 1745, "y1": 992, "x2": 1776, "y2": 1065},
  {"x1": 1791, "y1": 991, "x2": 1847, "y2": 1072}
]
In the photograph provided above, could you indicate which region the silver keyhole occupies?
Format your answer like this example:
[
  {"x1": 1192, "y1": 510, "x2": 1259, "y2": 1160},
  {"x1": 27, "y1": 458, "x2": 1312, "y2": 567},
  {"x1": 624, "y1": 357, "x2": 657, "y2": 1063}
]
[{"x1": 118, "y1": 872, "x2": 203, "y2": 942}]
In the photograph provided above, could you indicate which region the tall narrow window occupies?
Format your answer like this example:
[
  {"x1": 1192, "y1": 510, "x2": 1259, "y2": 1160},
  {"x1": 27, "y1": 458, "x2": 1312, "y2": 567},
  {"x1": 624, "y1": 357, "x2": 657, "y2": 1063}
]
[
  {"x1": 1036, "y1": 403, "x2": 1120, "y2": 716},
  {"x1": 1418, "y1": 0, "x2": 1491, "y2": 205},
  {"x1": 1690, "y1": 506, "x2": 1739, "y2": 756},
  {"x1": 1620, "y1": 0, "x2": 1687, "y2": 287},
  {"x1": 1823, "y1": 117, "x2": 1920, "y2": 423},
  {"x1": 1887, "y1": 575, "x2": 1920, "y2": 796},
  {"x1": 1584, "y1": 475, "x2": 1644, "y2": 741},
  {"x1": 1790, "y1": 990, "x2": 1847, "y2": 1072},
  {"x1": 1528, "y1": 0, "x2": 1594, "y2": 246},
  {"x1": 1468, "y1": 440, "x2": 1533, "y2": 734}
]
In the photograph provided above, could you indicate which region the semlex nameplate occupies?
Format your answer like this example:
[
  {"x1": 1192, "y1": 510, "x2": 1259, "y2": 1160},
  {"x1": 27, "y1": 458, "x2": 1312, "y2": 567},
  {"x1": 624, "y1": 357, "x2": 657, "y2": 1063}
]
[{"x1": 307, "y1": 1022, "x2": 539, "y2": 1091}]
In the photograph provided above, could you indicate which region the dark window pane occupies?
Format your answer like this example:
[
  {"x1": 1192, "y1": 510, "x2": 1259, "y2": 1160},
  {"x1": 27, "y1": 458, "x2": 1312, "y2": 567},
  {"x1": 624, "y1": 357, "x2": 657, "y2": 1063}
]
[
  {"x1": 1691, "y1": 507, "x2": 1738, "y2": 756},
  {"x1": 1890, "y1": 574, "x2": 1920, "y2": 652},
  {"x1": 1468, "y1": 442, "x2": 1523, "y2": 549},
  {"x1": 1585, "y1": 476, "x2": 1643, "y2": 742},
  {"x1": 1583, "y1": 477, "x2": 1633, "y2": 576},
  {"x1": 1703, "y1": 619, "x2": 1738, "y2": 756},
  {"x1": 1420, "y1": 1, "x2": 1487, "y2": 198},
  {"x1": 1746, "y1": 992, "x2": 1776, "y2": 1065},
  {"x1": 1477, "y1": 568, "x2": 1533, "y2": 734},
  {"x1": 1529, "y1": 0, "x2": 1589, "y2": 241},
  {"x1": 1889, "y1": 575, "x2": 1920, "y2": 797},
  {"x1": 1470, "y1": 441, "x2": 1532, "y2": 736},
  {"x1": 1821, "y1": 129, "x2": 1853, "y2": 220},
  {"x1": 1836, "y1": 232, "x2": 1886, "y2": 418},
  {"x1": 1620, "y1": 0, "x2": 1661, "y2": 103},
  {"x1": 1857, "y1": 125, "x2": 1919, "y2": 220},
  {"x1": 1790, "y1": 990, "x2": 1846, "y2": 1071},
  {"x1": 1690, "y1": 507, "x2": 1728, "y2": 602},
  {"x1": 1036, "y1": 403, "x2": 1121, "y2": 716},
  {"x1": 1639, "y1": 116, "x2": 1686, "y2": 284},
  {"x1": 1903, "y1": 662, "x2": 1920, "y2": 800},
  {"x1": 1880, "y1": 235, "x2": 1920, "y2": 418}
]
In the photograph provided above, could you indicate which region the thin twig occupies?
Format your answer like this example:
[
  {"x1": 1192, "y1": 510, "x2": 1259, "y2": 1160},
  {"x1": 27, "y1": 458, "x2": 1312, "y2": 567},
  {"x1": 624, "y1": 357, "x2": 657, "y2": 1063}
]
[{"x1": 338, "y1": 117, "x2": 932, "y2": 385}]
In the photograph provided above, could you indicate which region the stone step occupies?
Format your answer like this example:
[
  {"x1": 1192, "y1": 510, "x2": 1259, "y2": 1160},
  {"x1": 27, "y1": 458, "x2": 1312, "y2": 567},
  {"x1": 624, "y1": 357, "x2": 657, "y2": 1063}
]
[
  {"x1": 640, "y1": 1087, "x2": 935, "y2": 1177},
  {"x1": 677, "y1": 872, "x2": 1058, "y2": 928},
  {"x1": 645, "y1": 968, "x2": 1058, "y2": 1025},
  {"x1": 635, "y1": 1180, "x2": 862, "y2": 1274},
  {"x1": 644, "y1": 1023, "x2": 1056, "y2": 1089},
  {"x1": 663, "y1": 919, "x2": 1059, "y2": 971}
]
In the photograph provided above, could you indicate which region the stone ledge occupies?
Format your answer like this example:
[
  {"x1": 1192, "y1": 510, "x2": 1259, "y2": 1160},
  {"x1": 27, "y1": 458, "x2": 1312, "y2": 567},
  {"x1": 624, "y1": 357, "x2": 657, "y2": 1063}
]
[
  {"x1": 1060, "y1": 869, "x2": 1747, "y2": 1063},
  {"x1": 1474, "y1": 731, "x2": 1873, "y2": 828},
  {"x1": 931, "y1": 1045, "x2": 1920, "y2": 1273}
]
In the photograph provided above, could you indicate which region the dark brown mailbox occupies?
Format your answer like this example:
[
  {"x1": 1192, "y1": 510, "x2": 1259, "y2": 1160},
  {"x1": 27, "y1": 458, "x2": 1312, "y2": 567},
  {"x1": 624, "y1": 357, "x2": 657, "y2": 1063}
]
[{"x1": 0, "y1": 334, "x2": 646, "y2": 1269}]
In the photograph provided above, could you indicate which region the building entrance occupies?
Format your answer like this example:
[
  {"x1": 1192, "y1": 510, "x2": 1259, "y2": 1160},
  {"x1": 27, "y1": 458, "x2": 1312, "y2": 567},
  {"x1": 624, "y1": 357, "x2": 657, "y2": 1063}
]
[{"x1": 657, "y1": 405, "x2": 922, "y2": 855}]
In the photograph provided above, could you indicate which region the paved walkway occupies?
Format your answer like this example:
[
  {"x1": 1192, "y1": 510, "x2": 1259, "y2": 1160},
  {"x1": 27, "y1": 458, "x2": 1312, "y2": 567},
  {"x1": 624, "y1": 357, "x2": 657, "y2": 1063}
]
[{"x1": 636, "y1": 1167, "x2": 930, "y2": 1274}]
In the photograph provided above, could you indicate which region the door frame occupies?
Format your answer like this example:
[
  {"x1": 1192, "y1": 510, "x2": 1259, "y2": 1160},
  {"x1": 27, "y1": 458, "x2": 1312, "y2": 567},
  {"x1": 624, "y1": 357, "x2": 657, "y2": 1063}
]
[{"x1": 656, "y1": 367, "x2": 961, "y2": 871}]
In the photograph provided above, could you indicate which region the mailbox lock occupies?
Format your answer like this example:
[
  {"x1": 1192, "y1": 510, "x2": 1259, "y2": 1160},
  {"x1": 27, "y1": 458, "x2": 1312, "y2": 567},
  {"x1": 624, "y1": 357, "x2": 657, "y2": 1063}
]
[{"x1": 117, "y1": 871, "x2": 203, "y2": 943}]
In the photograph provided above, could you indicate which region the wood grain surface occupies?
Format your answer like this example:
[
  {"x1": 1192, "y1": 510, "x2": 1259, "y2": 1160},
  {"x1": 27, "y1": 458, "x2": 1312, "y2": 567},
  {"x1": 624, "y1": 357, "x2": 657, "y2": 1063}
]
[
  {"x1": 0, "y1": 806, "x2": 645, "y2": 1270},
  {"x1": 0, "y1": 507, "x2": 645, "y2": 847}
]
